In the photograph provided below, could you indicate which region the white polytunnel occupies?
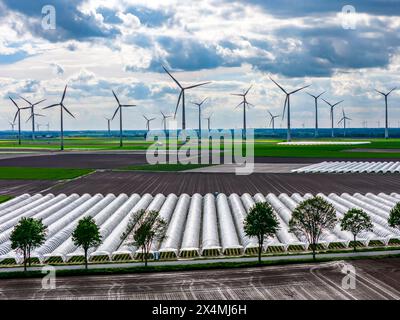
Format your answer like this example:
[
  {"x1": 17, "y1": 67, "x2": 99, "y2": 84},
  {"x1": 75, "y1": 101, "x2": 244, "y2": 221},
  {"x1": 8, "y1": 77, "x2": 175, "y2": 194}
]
[
  {"x1": 0, "y1": 191, "x2": 399, "y2": 266},
  {"x1": 228, "y1": 194, "x2": 259, "y2": 253},
  {"x1": 179, "y1": 194, "x2": 202, "y2": 258},
  {"x1": 44, "y1": 194, "x2": 117, "y2": 263},
  {"x1": 65, "y1": 194, "x2": 130, "y2": 262},
  {"x1": 90, "y1": 194, "x2": 149, "y2": 261},
  {"x1": 293, "y1": 161, "x2": 400, "y2": 174},
  {"x1": 159, "y1": 194, "x2": 190, "y2": 258},
  {"x1": 265, "y1": 193, "x2": 307, "y2": 251},
  {"x1": 0, "y1": 194, "x2": 30, "y2": 216},
  {"x1": 253, "y1": 193, "x2": 292, "y2": 252},
  {"x1": 282, "y1": 193, "x2": 347, "y2": 249},
  {"x1": 149, "y1": 194, "x2": 178, "y2": 254},
  {"x1": 201, "y1": 194, "x2": 221, "y2": 256},
  {"x1": 216, "y1": 194, "x2": 243, "y2": 255}
]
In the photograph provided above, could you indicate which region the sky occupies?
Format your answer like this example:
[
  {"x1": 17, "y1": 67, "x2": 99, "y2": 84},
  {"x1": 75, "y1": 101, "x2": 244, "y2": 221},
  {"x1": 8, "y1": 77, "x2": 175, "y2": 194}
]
[{"x1": 0, "y1": 0, "x2": 399, "y2": 131}]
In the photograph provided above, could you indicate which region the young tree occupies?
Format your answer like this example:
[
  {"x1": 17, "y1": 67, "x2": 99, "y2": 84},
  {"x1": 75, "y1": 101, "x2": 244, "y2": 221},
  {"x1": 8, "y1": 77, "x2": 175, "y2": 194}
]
[
  {"x1": 289, "y1": 196, "x2": 337, "y2": 261},
  {"x1": 244, "y1": 202, "x2": 279, "y2": 264},
  {"x1": 341, "y1": 208, "x2": 373, "y2": 251},
  {"x1": 388, "y1": 202, "x2": 400, "y2": 230},
  {"x1": 10, "y1": 217, "x2": 47, "y2": 271},
  {"x1": 72, "y1": 216, "x2": 102, "y2": 269},
  {"x1": 122, "y1": 209, "x2": 167, "y2": 267}
]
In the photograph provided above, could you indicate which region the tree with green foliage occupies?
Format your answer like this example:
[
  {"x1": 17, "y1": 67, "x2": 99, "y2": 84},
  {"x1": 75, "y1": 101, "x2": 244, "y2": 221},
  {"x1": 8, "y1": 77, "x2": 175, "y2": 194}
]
[
  {"x1": 72, "y1": 216, "x2": 102, "y2": 269},
  {"x1": 10, "y1": 217, "x2": 47, "y2": 271},
  {"x1": 289, "y1": 196, "x2": 337, "y2": 261},
  {"x1": 341, "y1": 208, "x2": 373, "y2": 251},
  {"x1": 122, "y1": 210, "x2": 167, "y2": 267},
  {"x1": 244, "y1": 202, "x2": 280, "y2": 264},
  {"x1": 388, "y1": 202, "x2": 400, "y2": 230}
]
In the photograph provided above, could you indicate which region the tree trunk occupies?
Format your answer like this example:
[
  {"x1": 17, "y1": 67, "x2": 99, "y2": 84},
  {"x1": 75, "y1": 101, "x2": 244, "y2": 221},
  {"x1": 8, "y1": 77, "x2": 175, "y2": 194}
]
[
  {"x1": 353, "y1": 235, "x2": 357, "y2": 252},
  {"x1": 84, "y1": 248, "x2": 88, "y2": 270},
  {"x1": 28, "y1": 246, "x2": 31, "y2": 267},
  {"x1": 258, "y1": 243, "x2": 262, "y2": 265},
  {"x1": 312, "y1": 243, "x2": 316, "y2": 261},
  {"x1": 23, "y1": 249, "x2": 27, "y2": 272},
  {"x1": 144, "y1": 247, "x2": 148, "y2": 268}
]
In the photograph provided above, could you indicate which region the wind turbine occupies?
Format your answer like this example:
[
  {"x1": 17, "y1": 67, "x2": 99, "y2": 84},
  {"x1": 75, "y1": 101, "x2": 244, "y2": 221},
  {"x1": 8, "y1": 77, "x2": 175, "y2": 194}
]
[
  {"x1": 143, "y1": 115, "x2": 156, "y2": 131},
  {"x1": 160, "y1": 111, "x2": 171, "y2": 132},
  {"x1": 338, "y1": 109, "x2": 351, "y2": 137},
  {"x1": 111, "y1": 90, "x2": 136, "y2": 147},
  {"x1": 375, "y1": 87, "x2": 397, "y2": 138},
  {"x1": 162, "y1": 65, "x2": 211, "y2": 130},
  {"x1": 8, "y1": 120, "x2": 16, "y2": 132},
  {"x1": 231, "y1": 86, "x2": 253, "y2": 139},
  {"x1": 269, "y1": 77, "x2": 310, "y2": 142},
  {"x1": 9, "y1": 97, "x2": 28, "y2": 145},
  {"x1": 322, "y1": 98, "x2": 344, "y2": 138},
  {"x1": 191, "y1": 97, "x2": 207, "y2": 137},
  {"x1": 19, "y1": 96, "x2": 46, "y2": 140},
  {"x1": 307, "y1": 91, "x2": 325, "y2": 137},
  {"x1": 104, "y1": 117, "x2": 111, "y2": 135},
  {"x1": 267, "y1": 110, "x2": 279, "y2": 130},
  {"x1": 204, "y1": 113, "x2": 213, "y2": 131},
  {"x1": 43, "y1": 85, "x2": 75, "y2": 151}
]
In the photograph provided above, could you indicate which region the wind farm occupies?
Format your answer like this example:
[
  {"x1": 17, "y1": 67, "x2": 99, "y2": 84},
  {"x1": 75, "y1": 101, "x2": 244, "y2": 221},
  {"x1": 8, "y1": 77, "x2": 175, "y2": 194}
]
[{"x1": 1, "y1": 0, "x2": 400, "y2": 304}]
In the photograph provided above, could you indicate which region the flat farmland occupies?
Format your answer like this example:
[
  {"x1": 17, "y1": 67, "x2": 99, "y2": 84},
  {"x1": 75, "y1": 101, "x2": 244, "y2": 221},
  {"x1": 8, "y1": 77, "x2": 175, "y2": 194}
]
[{"x1": 1, "y1": 258, "x2": 399, "y2": 300}]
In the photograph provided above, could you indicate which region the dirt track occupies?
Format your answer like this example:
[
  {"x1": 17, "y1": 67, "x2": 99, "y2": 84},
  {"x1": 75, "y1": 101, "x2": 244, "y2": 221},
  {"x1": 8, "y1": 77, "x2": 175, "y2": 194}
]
[{"x1": 0, "y1": 258, "x2": 399, "y2": 300}]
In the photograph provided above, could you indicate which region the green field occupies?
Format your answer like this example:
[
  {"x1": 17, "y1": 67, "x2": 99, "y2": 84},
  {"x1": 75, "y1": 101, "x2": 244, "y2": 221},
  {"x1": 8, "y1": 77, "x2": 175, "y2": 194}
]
[
  {"x1": 0, "y1": 167, "x2": 93, "y2": 180},
  {"x1": 0, "y1": 195, "x2": 12, "y2": 203},
  {"x1": 2, "y1": 137, "x2": 400, "y2": 159}
]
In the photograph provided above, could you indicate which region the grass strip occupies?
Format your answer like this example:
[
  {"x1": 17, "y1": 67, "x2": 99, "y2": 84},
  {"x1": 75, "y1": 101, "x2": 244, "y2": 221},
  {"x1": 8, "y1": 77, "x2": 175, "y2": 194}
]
[
  {"x1": 1, "y1": 252, "x2": 399, "y2": 280},
  {"x1": 0, "y1": 167, "x2": 93, "y2": 180}
]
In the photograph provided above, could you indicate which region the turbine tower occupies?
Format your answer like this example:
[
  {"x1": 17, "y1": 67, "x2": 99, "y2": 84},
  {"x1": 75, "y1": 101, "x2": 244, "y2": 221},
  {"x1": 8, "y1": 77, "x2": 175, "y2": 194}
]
[
  {"x1": 19, "y1": 96, "x2": 46, "y2": 140},
  {"x1": 43, "y1": 85, "x2": 75, "y2": 151},
  {"x1": 9, "y1": 97, "x2": 28, "y2": 145},
  {"x1": 267, "y1": 110, "x2": 279, "y2": 130},
  {"x1": 375, "y1": 87, "x2": 397, "y2": 138},
  {"x1": 105, "y1": 117, "x2": 111, "y2": 136},
  {"x1": 191, "y1": 97, "x2": 207, "y2": 137},
  {"x1": 143, "y1": 115, "x2": 155, "y2": 131},
  {"x1": 322, "y1": 98, "x2": 343, "y2": 138},
  {"x1": 111, "y1": 90, "x2": 136, "y2": 147},
  {"x1": 269, "y1": 77, "x2": 310, "y2": 142},
  {"x1": 160, "y1": 111, "x2": 171, "y2": 132},
  {"x1": 162, "y1": 65, "x2": 210, "y2": 130},
  {"x1": 204, "y1": 113, "x2": 213, "y2": 131},
  {"x1": 338, "y1": 109, "x2": 351, "y2": 137},
  {"x1": 306, "y1": 91, "x2": 325, "y2": 137},
  {"x1": 231, "y1": 86, "x2": 253, "y2": 139}
]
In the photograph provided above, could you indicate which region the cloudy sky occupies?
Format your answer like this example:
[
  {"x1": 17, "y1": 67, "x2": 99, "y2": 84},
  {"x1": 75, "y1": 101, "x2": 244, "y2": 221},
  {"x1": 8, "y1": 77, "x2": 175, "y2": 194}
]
[{"x1": 0, "y1": 0, "x2": 399, "y2": 131}]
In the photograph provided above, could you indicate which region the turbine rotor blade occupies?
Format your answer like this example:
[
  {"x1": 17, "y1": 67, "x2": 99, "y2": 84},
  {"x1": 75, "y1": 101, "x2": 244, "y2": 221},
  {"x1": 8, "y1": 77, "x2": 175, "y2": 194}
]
[
  {"x1": 388, "y1": 87, "x2": 397, "y2": 95},
  {"x1": 13, "y1": 111, "x2": 19, "y2": 123},
  {"x1": 43, "y1": 103, "x2": 59, "y2": 109},
  {"x1": 9, "y1": 97, "x2": 19, "y2": 109},
  {"x1": 244, "y1": 85, "x2": 252, "y2": 96},
  {"x1": 111, "y1": 106, "x2": 120, "y2": 120},
  {"x1": 19, "y1": 95, "x2": 32, "y2": 105},
  {"x1": 289, "y1": 84, "x2": 311, "y2": 95},
  {"x1": 32, "y1": 99, "x2": 46, "y2": 106},
  {"x1": 269, "y1": 77, "x2": 287, "y2": 94},
  {"x1": 375, "y1": 89, "x2": 385, "y2": 96},
  {"x1": 174, "y1": 90, "x2": 183, "y2": 118},
  {"x1": 61, "y1": 85, "x2": 68, "y2": 103},
  {"x1": 162, "y1": 65, "x2": 183, "y2": 89},
  {"x1": 121, "y1": 104, "x2": 136, "y2": 107},
  {"x1": 282, "y1": 95, "x2": 288, "y2": 120},
  {"x1": 112, "y1": 90, "x2": 120, "y2": 106},
  {"x1": 63, "y1": 105, "x2": 75, "y2": 118},
  {"x1": 185, "y1": 81, "x2": 211, "y2": 90}
]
